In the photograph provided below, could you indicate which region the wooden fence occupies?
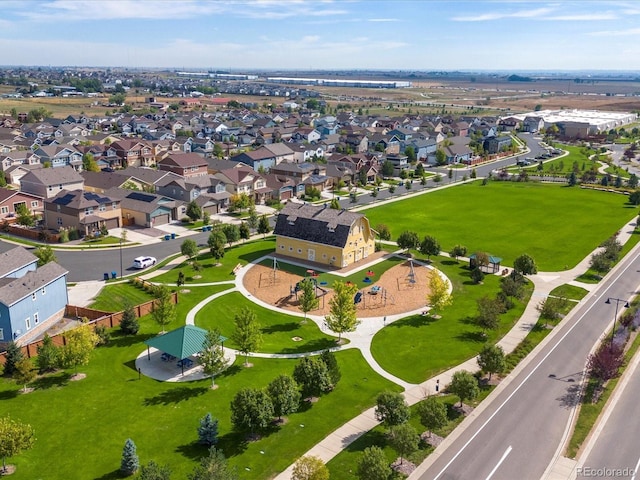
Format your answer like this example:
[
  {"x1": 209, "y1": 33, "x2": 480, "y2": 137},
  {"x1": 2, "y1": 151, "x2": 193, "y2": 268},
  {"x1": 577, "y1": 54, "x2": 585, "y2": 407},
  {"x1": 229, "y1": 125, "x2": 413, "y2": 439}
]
[{"x1": 0, "y1": 292, "x2": 178, "y2": 364}]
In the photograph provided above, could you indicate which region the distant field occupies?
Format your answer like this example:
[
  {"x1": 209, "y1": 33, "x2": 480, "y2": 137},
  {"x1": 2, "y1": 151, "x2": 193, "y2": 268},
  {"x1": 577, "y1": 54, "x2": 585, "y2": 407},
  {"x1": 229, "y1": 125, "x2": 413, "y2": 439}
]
[{"x1": 363, "y1": 181, "x2": 638, "y2": 271}]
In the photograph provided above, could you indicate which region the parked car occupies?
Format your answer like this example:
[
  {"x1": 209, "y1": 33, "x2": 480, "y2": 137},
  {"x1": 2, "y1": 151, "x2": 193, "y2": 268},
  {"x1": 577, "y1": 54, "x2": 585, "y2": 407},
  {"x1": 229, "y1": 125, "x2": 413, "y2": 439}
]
[{"x1": 133, "y1": 256, "x2": 156, "y2": 269}]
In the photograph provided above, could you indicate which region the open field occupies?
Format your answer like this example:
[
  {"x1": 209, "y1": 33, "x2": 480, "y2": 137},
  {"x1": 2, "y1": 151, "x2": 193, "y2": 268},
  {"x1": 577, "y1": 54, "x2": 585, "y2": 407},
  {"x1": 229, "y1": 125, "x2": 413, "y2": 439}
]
[{"x1": 363, "y1": 181, "x2": 638, "y2": 271}]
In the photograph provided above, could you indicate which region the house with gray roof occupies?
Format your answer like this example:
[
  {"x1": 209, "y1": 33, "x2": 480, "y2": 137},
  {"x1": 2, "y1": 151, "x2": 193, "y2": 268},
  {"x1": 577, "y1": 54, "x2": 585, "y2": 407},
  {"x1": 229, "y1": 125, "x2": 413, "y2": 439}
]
[
  {"x1": 274, "y1": 202, "x2": 375, "y2": 268},
  {"x1": 0, "y1": 246, "x2": 68, "y2": 346},
  {"x1": 19, "y1": 166, "x2": 85, "y2": 199},
  {"x1": 44, "y1": 189, "x2": 121, "y2": 236}
]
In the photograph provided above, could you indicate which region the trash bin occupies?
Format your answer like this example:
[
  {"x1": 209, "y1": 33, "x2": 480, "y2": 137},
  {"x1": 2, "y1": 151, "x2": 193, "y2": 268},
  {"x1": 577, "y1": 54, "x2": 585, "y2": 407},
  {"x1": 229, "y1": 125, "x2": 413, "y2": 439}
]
[
  {"x1": 111, "y1": 271, "x2": 117, "y2": 279},
  {"x1": 171, "y1": 232, "x2": 176, "y2": 239},
  {"x1": 164, "y1": 234, "x2": 170, "y2": 241},
  {"x1": 103, "y1": 273, "x2": 109, "y2": 281}
]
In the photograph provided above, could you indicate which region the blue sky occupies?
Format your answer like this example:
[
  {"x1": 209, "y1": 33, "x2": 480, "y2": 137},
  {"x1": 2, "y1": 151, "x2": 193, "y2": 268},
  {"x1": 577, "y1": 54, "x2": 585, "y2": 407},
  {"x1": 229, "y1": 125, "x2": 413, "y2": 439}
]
[{"x1": 1, "y1": 0, "x2": 640, "y2": 71}]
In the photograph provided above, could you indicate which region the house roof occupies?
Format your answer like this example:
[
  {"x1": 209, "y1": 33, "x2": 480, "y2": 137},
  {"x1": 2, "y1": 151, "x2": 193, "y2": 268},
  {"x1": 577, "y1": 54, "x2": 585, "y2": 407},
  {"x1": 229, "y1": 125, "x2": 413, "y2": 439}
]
[
  {"x1": 80, "y1": 171, "x2": 130, "y2": 191},
  {"x1": 50, "y1": 189, "x2": 117, "y2": 209},
  {"x1": 0, "y1": 246, "x2": 38, "y2": 279},
  {"x1": 161, "y1": 152, "x2": 207, "y2": 168},
  {"x1": 263, "y1": 143, "x2": 294, "y2": 157},
  {"x1": 143, "y1": 325, "x2": 227, "y2": 360},
  {"x1": 107, "y1": 188, "x2": 176, "y2": 214},
  {"x1": 0, "y1": 261, "x2": 68, "y2": 307},
  {"x1": 20, "y1": 165, "x2": 84, "y2": 186},
  {"x1": 274, "y1": 202, "x2": 365, "y2": 249},
  {"x1": 115, "y1": 166, "x2": 177, "y2": 185}
]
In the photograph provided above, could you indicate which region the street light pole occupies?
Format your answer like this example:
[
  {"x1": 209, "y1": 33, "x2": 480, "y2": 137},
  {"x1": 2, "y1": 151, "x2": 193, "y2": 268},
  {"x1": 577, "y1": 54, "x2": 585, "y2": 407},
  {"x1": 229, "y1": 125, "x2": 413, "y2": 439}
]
[{"x1": 605, "y1": 297, "x2": 630, "y2": 350}]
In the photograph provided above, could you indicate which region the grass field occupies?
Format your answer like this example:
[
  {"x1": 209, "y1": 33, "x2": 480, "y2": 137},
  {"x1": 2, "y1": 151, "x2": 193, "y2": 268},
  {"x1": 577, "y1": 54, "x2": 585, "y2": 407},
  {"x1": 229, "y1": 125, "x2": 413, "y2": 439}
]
[
  {"x1": 362, "y1": 181, "x2": 638, "y2": 271},
  {"x1": 370, "y1": 255, "x2": 533, "y2": 384},
  {"x1": 195, "y1": 291, "x2": 338, "y2": 354},
  {"x1": 0, "y1": 333, "x2": 399, "y2": 480}
]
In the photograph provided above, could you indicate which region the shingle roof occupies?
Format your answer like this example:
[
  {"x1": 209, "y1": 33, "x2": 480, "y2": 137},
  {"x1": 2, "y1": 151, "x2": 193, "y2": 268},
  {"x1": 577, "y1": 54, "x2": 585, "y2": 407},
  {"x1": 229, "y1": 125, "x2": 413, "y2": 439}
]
[
  {"x1": 0, "y1": 261, "x2": 68, "y2": 307},
  {"x1": 274, "y1": 202, "x2": 363, "y2": 248},
  {"x1": 20, "y1": 165, "x2": 84, "y2": 186},
  {"x1": 0, "y1": 246, "x2": 38, "y2": 279},
  {"x1": 161, "y1": 153, "x2": 207, "y2": 168},
  {"x1": 143, "y1": 325, "x2": 227, "y2": 360}
]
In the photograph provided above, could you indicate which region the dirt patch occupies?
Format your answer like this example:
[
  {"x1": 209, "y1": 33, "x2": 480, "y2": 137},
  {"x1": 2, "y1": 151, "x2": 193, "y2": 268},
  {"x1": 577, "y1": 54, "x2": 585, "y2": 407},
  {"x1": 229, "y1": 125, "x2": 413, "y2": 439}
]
[
  {"x1": 19, "y1": 387, "x2": 34, "y2": 395},
  {"x1": 421, "y1": 432, "x2": 444, "y2": 448},
  {"x1": 243, "y1": 259, "x2": 433, "y2": 318},
  {"x1": 292, "y1": 336, "x2": 303, "y2": 342},
  {"x1": 453, "y1": 403, "x2": 474, "y2": 416},
  {"x1": 0, "y1": 465, "x2": 16, "y2": 476},
  {"x1": 180, "y1": 289, "x2": 191, "y2": 294},
  {"x1": 391, "y1": 458, "x2": 416, "y2": 476},
  {"x1": 70, "y1": 373, "x2": 87, "y2": 382}
]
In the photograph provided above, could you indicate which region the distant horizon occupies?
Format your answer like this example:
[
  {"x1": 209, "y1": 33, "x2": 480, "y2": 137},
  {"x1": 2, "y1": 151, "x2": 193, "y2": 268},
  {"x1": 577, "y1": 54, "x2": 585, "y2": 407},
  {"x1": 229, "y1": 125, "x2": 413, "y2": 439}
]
[{"x1": 3, "y1": 1, "x2": 640, "y2": 70}]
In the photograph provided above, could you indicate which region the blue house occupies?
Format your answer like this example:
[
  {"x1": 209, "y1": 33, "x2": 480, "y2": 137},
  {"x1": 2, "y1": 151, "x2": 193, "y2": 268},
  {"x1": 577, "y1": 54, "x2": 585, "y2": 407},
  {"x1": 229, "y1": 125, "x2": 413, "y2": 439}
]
[{"x1": 0, "y1": 247, "x2": 69, "y2": 346}]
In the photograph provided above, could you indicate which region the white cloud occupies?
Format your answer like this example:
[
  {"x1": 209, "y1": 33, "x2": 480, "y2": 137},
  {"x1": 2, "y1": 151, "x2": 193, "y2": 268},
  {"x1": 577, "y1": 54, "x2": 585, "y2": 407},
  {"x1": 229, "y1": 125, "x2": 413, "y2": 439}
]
[
  {"x1": 590, "y1": 27, "x2": 640, "y2": 37},
  {"x1": 547, "y1": 13, "x2": 617, "y2": 21},
  {"x1": 368, "y1": 18, "x2": 400, "y2": 22},
  {"x1": 452, "y1": 7, "x2": 554, "y2": 22}
]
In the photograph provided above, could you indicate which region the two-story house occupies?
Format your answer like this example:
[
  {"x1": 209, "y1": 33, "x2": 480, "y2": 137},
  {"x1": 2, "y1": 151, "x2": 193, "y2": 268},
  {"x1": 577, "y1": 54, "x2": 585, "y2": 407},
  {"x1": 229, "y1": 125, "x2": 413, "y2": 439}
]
[
  {"x1": 34, "y1": 145, "x2": 83, "y2": 171},
  {"x1": 229, "y1": 147, "x2": 277, "y2": 172},
  {"x1": 156, "y1": 175, "x2": 230, "y2": 214},
  {"x1": 109, "y1": 139, "x2": 154, "y2": 167},
  {"x1": 0, "y1": 246, "x2": 68, "y2": 346},
  {"x1": 0, "y1": 187, "x2": 44, "y2": 222},
  {"x1": 19, "y1": 166, "x2": 85, "y2": 199},
  {"x1": 274, "y1": 203, "x2": 376, "y2": 268},
  {"x1": 44, "y1": 190, "x2": 121, "y2": 236},
  {"x1": 158, "y1": 153, "x2": 208, "y2": 178},
  {"x1": 215, "y1": 166, "x2": 271, "y2": 204}
]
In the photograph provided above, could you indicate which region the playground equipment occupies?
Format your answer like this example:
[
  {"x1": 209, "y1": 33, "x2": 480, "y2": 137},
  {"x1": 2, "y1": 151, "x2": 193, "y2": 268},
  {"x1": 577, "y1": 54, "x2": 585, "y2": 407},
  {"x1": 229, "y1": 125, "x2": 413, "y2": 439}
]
[
  {"x1": 396, "y1": 258, "x2": 418, "y2": 290},
  {"x1": 258, "y1": 257, "x2": 280, "y2": 288}
]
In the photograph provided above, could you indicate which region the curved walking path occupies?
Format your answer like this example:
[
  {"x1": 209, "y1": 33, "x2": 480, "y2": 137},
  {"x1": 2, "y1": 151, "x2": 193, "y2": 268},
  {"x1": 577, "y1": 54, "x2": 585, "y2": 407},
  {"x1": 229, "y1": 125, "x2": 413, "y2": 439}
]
[{"x1": 134, "y1": 214, "x2": 638, "y2": 479}]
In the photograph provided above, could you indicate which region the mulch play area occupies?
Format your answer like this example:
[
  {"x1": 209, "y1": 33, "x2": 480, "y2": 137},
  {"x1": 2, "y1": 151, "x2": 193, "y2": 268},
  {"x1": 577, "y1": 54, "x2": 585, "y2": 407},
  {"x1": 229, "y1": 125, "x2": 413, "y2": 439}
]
[{"x1": 242, "y1": 258, "x2": 433, "y2": 318}]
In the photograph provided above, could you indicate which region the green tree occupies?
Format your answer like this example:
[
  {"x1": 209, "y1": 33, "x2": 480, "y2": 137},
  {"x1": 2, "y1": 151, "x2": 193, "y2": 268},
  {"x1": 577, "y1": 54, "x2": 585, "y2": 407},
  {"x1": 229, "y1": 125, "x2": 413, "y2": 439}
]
[
  {"x1": 198, "y1": 328, "x2": 229, "y2": 388},
  {"x1": 0, "y1": 416, "x2": 35, "y2": 474},
  {"x1": 448, "y1": 370, "x2": 479, "y2": 407},
  {"x1": 388, "y1": 423, "x2": 419, "y2": 465},
  {"x1": 151, "y1": 285, "x2": 176, "y2": 334},
  {"x1": 138, "y1": 460, "x2": 172, "y2": 480},
  {"x1": 58, "y1": 323, "x2": 99, "y2": 375},
  {"x1": 628, "y1": 174, "x2": 639, "y2": 189},
  {"x1": 568, "y1": 171, "x2": 577, "y2": 186},
  {"x1": 419, "y1": 235, "x2": 441, "y2": 259},
  {"x1": 222, "y1": 224, "x2": 240, "y2": 246},
  {"x1": 109, "y1": 92, "x2": 126, "y2": 105},
  {"x1": 257, "y1": 214, "x2": 271, "y2": 237},
  {"x1": 36, "y1": 334, "x2": 59, "y2": 373},
  {"x1": 476, "y1": 296, "x2": 502, "y2": 333},
  {"x1": 417, "y1": 396, "x2": 448, "y2": 438},
  {"x1": 82, "y1": 153, "x2": 100, "y2": 172},
  {"x1": 471, "y1": 251, "x2": 490, "y2": 270},
  {"x1": 228, "y1": 193, "x2": 253, "y2": 213},
  {"x1": 292, "y1": 455, "x2": 329, "y2": 480},
  {"x1": 590, "y1": 251, "x2": 612, "y2": 275},
  {"x1": 629, "y1": 190, "x2": 640, "y2": 206},
  {"x1": 267, "y1": 374, "x2": 301, "y2": 420},
  {"x1": 181, "y1": 238, "x2": 199, "y2": 261},
  {"x1": 230, "y1": 388, "x2": 274, "y2": 434},
  {"x1": 381, "y1": 160, "x2": 394, "y2": 177},
  {"x1": 293, "y1": 356, "x2": 333, "y2": 397},
  {"x1": 396, "y1": 230, "x2": 420, "y2": 251},
  {"x1": 247, "y1": 206, "x2": 259, "y2": 230},
  {"x1": 435, "y1": 149, "x2": 447, "y2": 166},
  {"x1": 186, "y1": 201, "x2": 202, "y2": 222},
  {"x1": 188, "y1": 447, "x2": 238, "y2": 480},
  {"x1": 0, "y1": 174, "x2": 6, "y2": 188},
  {"x1": 197, "y1": 413, "x2": 219, "y2": 447},
  {"x1": 120, "y1": 438, "x2": 139, "y2": 476},
  {"x1": 298, "y1": 278, "x2": 319, "y2": 320},
  {"x1": 34, "y1": 245, "x2": 57, "y2": 267},
  {"x1": 119, "y1": 301, "x2": 139, "y2": 335},
  {"x1": 477, "y1": 344, "x2": 506, "y2": 380},
  {"x1": 239, "y1": 222, "x2": 250, "y2": 241},
  {"x1": 449, "y1": 244, "x2": 467, "y2": 262},
  {"x1": 4, "y1": 341, "x2": 24, "y2": 375},
  {"x1": 427, "y1": 270, "x2": 452, "y2": 313},
  {"x1": 500, "y1": 274, "x2": 525, "y2": 300},
  {"x1": 329, "y1": 197, "x2": 341, "y2": 210},
  {"x1": 536, "y1": 296, "x2": 569, "y2": 327},
  {"x1": 13, "y1": 358, "x2": 36, "y2": 392},
  {"x1": 207, "y1": 230, "x2": 226, "y2": 260},
  {"x1": 325, "y1": 280, "x2": 359, "y2": 341},
  {"x1": 357, "y1": 446, "x2": 391, "y2": 480},
  {"x1": 15, "y1": 203, "x2": 35, "y2": 227},
  {"x1": 231, "y1": 306, "x2": 262, "y2": 366},
  {"x1": 470, "y1": 267, "x2": 485, "y2": 284},
  {"x1": 376, "y1": 224, "x2": 391, "y2": 241},
  {"x1": 414, "y1": 162, "x2": 425, "y2": 177},
  {"x1": 375, "y1": 391, "x2": 410, "y2": 427},
  {"x1": 320, "y1": 349, "x2": 341, "y2": 386},
  {"x1": 513, "y1": 253, "x2": 537, "y2": 275}
]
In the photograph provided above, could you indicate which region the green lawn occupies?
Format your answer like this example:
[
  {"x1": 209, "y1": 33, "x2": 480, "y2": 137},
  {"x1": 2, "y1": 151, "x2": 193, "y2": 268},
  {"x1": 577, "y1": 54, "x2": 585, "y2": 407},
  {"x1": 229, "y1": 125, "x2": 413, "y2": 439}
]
[
  {"x1": 549, "y1": 284, "x2": 588, "y2": 301},
  {"x1": 195, "y1": 291, "x2": 339, "y2": 354},
  {"x1": 370, "y1": 256, "x2": 533, "y2": 384},
  {"x1": 0, "y1": 333, "x2": 400, "y2": 480},
  {"x1": 89, "y1": 282, "x2": 155, "y2": 311},
  {"x1": 151, "y1": 238, "x2": 276, "y2": 284},
  {"x1": 362, "y1": 181, "x2": 638, "y2": 271}
]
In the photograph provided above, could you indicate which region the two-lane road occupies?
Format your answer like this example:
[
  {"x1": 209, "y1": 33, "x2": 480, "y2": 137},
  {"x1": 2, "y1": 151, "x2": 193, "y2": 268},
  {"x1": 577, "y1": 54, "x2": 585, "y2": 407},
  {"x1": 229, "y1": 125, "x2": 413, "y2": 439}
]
[{"x1": 413, "y1": 246, "x2": 640, "y2": 480}]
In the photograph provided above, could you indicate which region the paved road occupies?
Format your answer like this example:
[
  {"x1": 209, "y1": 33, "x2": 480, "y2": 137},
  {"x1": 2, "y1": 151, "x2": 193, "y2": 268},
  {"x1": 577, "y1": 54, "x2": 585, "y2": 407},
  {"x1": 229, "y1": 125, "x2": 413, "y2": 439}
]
[
  {"x1": 0, "y1": 133, "x2": 548, "y2": 282},
  {"x1": 577, "y1": 349, "x2": 640, "y2": 479},
  {"x1": 413, "y1": 246, "x2": 640, "y2": 480}
]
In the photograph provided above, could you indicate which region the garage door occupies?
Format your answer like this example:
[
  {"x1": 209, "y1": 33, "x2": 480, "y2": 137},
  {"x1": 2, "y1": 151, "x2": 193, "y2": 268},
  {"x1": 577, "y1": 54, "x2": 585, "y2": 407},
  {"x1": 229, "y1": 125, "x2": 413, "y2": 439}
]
[
  {"x1": 105, "y1": 218, "x2": 120, "y2": 229},
  {"x1": 281, "y1": 190, "x2": 292, "y2": 200},
  {"x1": 203, "y1": 205, "x2": 218, "y2": 215},
  {"x1": 153, "y1": 214, "x2": 170, "y2": 226}
]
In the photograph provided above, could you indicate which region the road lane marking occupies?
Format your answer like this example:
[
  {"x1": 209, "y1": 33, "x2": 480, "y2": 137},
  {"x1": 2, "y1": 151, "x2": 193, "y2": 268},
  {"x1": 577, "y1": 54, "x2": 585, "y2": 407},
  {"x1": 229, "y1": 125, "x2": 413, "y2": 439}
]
[
  {"x1": 431, "y1": 251, "x2": 640, "y2": 480},
  {"x1": 485, "y1": 446, "x2": 512, "y2": 480},
  {"x1": 630, "y1": 456, "x2": 640, "y2": 480}
]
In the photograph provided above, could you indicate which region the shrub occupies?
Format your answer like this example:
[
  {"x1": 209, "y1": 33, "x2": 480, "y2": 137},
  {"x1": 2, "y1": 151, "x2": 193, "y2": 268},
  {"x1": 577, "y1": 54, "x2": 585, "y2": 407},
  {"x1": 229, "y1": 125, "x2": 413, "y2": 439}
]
[{"x1": 94, "y1": 325, "x2": 111, "y2": 346}]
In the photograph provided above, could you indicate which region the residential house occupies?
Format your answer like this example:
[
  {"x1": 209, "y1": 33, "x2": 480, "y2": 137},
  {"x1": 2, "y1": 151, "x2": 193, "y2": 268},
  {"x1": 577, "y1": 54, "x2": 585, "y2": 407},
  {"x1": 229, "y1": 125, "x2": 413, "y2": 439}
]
[
  {"x1": 483, "y1": 135, "x2": 513, "y2": 155},
  {"x1": 34, "y1": 145, "x2": 83, "y2": 171},
  {"x1": 205, "y1": 158, "x2": 249, "y2": 174},
  {"x1": 0, "y1": 246, "x2": 68, "y2": 346},
  {"x1": 20, "y1": 166, "x2": 85, "y2": 199},
  {"x1": 44, "y1": 190, "x2": 121, "y2": 236},
  {"x1": 215, "y1": 166, "x2": 271, "y2": 204},
  {"x1": 156, "y1": 175, "x2": 230, "y2": 214},
  {"x1": 107, "y1": 189, "x2": 178, "y2": 227},
  {"x1": 229, "y1": 147, "x2": 277, "y2": 172},
  {"x1": 274, "y1": 203, "x2": 376, "y2": 268},
  {"x1": 263, "y1": 173, "x2": 301, "y2": 201},
  {"x1": 263, "y1": 143, "x2": 295, "y2": 164},
  {"x1": 522, "y1": 116, "x2": 545, "y2": 133},
  {"x1": 109, "y1": 139, "x2": 154, "y2": 167},
  {"x1": 158, "y1": 153, "x2": 208, "y2": 178},
  {"x1": 288, "y1": 143, "x2": 325, "y2": 163},
  {"x1": 498, "y1": 116, "x2": 521, "y2": 132},
  {"x1": 344, "y1": 133, "x2": 369, "y2": 153},
  {"x1": 384, "y1": 154, "x2": 409, "y2": 175},
  {"x1": 113, "y1": 166, "x2": 177, "y2": 192},
  {"x1": 0, "y1": 187, "x2": 43, "y2": 222}
]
